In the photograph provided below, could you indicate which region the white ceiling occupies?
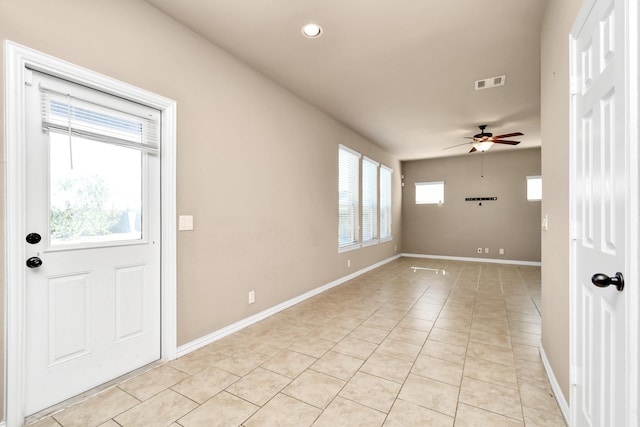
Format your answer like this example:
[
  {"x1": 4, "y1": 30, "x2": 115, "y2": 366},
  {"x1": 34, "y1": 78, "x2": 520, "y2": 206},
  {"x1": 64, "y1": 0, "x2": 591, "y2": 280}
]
[{"x1": 146, "y1": 0, "x2": 547, "y2": 160}]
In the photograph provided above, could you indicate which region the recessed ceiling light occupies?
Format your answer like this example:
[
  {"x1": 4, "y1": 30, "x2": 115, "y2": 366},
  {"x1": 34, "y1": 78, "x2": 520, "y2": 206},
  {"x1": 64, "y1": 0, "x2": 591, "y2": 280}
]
[{"x1": 302, "y1": 23, "x2": 322, "y2": 38}]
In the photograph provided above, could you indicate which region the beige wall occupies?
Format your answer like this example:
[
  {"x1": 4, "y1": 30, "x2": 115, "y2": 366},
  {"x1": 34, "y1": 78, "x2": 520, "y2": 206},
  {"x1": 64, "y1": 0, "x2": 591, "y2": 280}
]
[
  {"x1": 0, "y1": 0, "x2": 402, "y2": 419},
  {"x1": 401, "y1": 148, "x2": 541, "y2": 262},
  {"x1": 540, "y1": 0, "x2": 583, "y2": 403}
]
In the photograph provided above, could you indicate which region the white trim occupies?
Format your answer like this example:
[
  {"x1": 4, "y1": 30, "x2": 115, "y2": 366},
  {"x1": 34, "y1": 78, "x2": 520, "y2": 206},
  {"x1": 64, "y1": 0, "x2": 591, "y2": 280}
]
[
  {"x1": 177, "y1": 254, "x2": 402, "y2": 357},
  {"x1": 361, "y1": 239, "x2": 379, "y2": 248},
  {"x1": 3, "y1": 41, "x2": 177, "y2": 426},
  {"x1": 539, "y1": 343, "x2": 570, "y2": 425},
  {"x1": 401, "y1": 253, "x2": 541, "y2": 266},
  {"x1": 362, "y1": 155, "x2": 379, "y2": 167},
  {"x1": 338, "y1": 243, "x2": 361, "y2": 253},
  {"x1": 338, "y1": 143, "x2": 362, "y2": 158},
  {"x1": 380, "y1": 164, "x2": 393, "y2": 173}
]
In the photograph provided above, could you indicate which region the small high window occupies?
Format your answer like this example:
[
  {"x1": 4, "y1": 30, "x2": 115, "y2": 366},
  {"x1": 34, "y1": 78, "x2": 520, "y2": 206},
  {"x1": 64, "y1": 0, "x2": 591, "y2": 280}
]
[
  {"x1": 527, "y1": 176, "x2": 542, "y2": 201},
  {"x1": 415, "y1": 181, "x2": 444, "y2": 204}
]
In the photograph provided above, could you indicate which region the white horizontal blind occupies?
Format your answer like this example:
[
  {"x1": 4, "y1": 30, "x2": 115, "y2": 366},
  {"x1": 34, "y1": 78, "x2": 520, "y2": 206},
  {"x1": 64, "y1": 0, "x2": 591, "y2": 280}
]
[
  {"x1": 40, "y1": 86, "x2": 160, "y2": 154},
  {"x1": 339, "y1": 145, "x2": 360, "y2": 248},
  {"x1": 415, "y1": 181, "x2": 444, "y2": 204},
  {"x1": 362, "y1": 157, "x2": 378, "y2": 243},
  {"x1": 380, "y1": 165, "x2": 392, "y2": 239}
]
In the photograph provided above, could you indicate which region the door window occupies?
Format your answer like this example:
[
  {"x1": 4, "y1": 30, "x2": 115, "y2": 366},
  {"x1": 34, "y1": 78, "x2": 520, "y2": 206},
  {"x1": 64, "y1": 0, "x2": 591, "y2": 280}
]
[
  {"x1": 49, "y1": 133, "x2": 142, "y2": 245},
  {"x1": 39, "y1": 84, "x2": 159, "y2": 248}
]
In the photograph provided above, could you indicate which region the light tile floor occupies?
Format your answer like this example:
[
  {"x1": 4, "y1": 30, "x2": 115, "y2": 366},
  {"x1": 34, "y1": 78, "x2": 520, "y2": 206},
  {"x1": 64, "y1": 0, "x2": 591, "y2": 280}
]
[{"x1": 30, "y1": 258, "x2": 567, "y2": 426}]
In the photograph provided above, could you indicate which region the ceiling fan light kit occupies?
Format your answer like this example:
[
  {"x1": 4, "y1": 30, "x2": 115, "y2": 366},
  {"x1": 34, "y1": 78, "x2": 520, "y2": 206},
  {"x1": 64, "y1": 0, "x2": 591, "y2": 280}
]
[
  {"x1": 443, "y1": 125, "x2": 524, "y2": 154},
  {"x1": 472, "y1": 140, "x2": 493, "y2": 152}
]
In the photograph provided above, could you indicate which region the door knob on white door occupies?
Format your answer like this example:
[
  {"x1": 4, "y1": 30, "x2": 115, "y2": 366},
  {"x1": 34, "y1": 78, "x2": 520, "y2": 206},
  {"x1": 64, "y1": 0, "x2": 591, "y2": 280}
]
[
  {"x1": 26, "y1": 232, "x2": 41, "y2": 244},
  {"x1": 591, "y1": 272, "x2": 624, "y2": 292},
  {"x1": 26, "y1": 257, "x2": 42, "y2": 268}
]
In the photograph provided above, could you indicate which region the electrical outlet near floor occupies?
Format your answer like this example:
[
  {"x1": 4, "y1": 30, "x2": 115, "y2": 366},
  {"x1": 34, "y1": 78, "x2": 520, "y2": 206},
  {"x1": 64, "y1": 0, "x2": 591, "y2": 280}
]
[
  {"x1": 477, "y1": 248, "x2": 482, "y2": 254},
  {"x1": 499, "y1": 248, "x2": 505, "y2": 255},
  {"x1": 347, "y1": 259, "x2": 351, "y2": 267},
  {"x1": 485, "y1": 248, "x2": 489, "y2": 253},
  {"x1": 248, "y1": 290, "x2": 255, "y2": 304}
]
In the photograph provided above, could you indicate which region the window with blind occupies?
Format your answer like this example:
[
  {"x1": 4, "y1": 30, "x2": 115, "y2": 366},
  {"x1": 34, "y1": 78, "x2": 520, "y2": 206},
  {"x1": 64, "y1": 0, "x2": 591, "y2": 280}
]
[
  {"x1": 362, "y1": 157, "x2": 379, "y2": 244},
  {"x1": 40, "y1": 87, "x2": 159, "y2": 154},
  {"x1": 39, "y1": 77, "x2": 160, "y2": 246},
  {"x1": 338, "y1": 145, "x2": 360, "y2": 250},
  {"x1": 380, "y1": 165, "x2": 392, "y2": 240}
]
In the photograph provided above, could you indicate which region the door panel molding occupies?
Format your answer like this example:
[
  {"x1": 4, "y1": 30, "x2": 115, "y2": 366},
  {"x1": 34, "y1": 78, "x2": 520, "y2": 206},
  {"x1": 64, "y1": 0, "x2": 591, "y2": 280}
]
[{"x1": 3, "y1": 40, "x2": 177, "y2": 426}]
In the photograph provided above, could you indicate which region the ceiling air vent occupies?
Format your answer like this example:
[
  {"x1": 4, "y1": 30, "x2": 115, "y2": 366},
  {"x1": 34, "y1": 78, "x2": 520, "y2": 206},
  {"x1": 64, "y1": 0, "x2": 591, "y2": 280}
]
[{"x1": 475, "y1": 74, "x2": 506, "y2": 90}]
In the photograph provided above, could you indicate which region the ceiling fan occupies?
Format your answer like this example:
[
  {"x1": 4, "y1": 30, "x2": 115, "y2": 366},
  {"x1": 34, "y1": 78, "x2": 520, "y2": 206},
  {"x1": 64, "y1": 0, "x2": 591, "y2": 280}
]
[{"x1": 445, "y1": 125, "x2": 524, "y2": 153}]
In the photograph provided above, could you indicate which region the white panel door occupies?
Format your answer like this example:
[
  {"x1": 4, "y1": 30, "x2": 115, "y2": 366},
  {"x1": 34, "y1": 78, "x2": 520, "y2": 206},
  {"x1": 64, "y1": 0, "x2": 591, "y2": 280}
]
[
  {"x1": 571, "y1": 0, "x2": 630, "y2": 425},
  {"x1": 23, "y1": 70, "x2": 161, "y2": 415}
]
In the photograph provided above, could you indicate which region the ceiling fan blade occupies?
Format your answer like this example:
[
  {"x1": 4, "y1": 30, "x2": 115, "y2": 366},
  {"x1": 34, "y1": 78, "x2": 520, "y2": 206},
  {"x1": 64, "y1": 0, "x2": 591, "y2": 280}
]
[
  {"x1": 469, "y1": 147, "x2": 477, "y2": 153},
  {"x1": 493, "y1": 140, "x2": 521, "y2": 145},
  {"x1": 443, "y1": 142, "x2": 472, "y2": 150},
  {"x1": 493, "y1": 132, "x2": 524, "y2": 139}
]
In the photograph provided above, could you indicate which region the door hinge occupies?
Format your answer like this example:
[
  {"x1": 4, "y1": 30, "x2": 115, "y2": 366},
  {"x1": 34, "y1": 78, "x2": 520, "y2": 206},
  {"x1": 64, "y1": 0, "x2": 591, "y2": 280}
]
[
  {"x1": 571, "y1": 364, "x2": 581, "y2": 386},
  {"x1": 570, "y1": 220, "x2": 580, "y2": 240},
  {"x1": 570, "y1": 75, "x2": 579, "y2": 95},
  {"x1": 24, "y1": 68, "x2": 33, "y2": 86}
]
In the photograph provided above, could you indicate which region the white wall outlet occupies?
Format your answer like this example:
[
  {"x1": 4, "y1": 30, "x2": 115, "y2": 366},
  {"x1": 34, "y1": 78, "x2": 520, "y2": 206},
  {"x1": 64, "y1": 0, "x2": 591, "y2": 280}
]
[
  {"x1": 485, "y1": 248, "x2": 489, "y2": 253},
  {"x1": 347, "y1": 259, "x2": 351, "y2": 267},
  {"x1": 394, "y1": 245, "x2": 397, "y2": 252},
  {"x1": 499, "y1": 248, "x2": 505, "y2": 255},
  {"x1": 248, "y1": 290, "x2": 255, "y2": 304},
  {"x1": 477, "y1": 248, "x2": 482, "y2": 254},
  {"x1": 178, "y1": 215, "x2": 194, "y2": 231}
]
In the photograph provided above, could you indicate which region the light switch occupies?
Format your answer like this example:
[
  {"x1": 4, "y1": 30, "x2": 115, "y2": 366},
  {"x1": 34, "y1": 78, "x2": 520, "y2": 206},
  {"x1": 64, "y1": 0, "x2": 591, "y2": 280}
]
[{"x1": 179, "y1": 215, "x2": 194, "y2": 231}]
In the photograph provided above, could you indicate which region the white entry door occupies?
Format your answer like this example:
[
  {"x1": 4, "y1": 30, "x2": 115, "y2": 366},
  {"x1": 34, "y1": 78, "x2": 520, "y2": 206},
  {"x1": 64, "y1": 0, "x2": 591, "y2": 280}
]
[
  {"x1": 570, "y1": 0, "x2": 634, "y2": 425},
  {"x1": 23, "y1": 70, "x2": 161, "y2": 415}
]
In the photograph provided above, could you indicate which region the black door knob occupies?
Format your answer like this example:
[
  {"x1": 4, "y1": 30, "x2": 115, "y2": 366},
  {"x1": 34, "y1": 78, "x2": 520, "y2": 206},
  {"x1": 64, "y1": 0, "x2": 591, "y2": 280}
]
[
  {"x1": 591, "y1": 272, "x2": 624, "y2": 292},
  {"x1": 26, "y1": 257, "x2": 43, "y2": 269},
  {"x1": 26, "y1": 233, "x2": 41, "y2": 244}
]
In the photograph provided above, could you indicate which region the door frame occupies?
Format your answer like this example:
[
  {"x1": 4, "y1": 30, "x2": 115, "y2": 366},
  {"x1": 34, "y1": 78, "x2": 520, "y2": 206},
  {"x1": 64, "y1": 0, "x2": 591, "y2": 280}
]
[
  {"x1": 3, "y1": 41, "x2": 177, "y2": 426},
  {"x1": 569, "y1": 0, "x2": 639, "y2": 425}
]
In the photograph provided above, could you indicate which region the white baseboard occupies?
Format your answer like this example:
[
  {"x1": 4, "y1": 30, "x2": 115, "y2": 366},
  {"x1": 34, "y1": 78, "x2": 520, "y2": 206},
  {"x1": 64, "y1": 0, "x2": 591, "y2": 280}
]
[
  {"x1": 539, "y1": 343, "x2": 570, "y2": 424},
  {"x1": 402, "y1": 253, "x2": 541, "y2": 267},
  {"x1": 176, "y1": 254, "x2": 402, "y2": 357}
]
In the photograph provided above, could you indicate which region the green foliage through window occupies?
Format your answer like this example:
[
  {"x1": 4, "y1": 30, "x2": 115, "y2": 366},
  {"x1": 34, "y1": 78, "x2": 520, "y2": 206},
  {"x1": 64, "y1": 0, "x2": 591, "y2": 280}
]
[{"x1": 50, "y1": 175, "x2": 121, "y2": 241}]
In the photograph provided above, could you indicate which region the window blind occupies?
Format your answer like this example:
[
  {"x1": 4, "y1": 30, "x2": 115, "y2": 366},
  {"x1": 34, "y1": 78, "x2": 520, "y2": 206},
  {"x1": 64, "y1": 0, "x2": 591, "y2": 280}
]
[
  {"x1": 380, "y1": 165, "x2": 392, "y2": 239},
  {"x1": 338, "y1": 145, "x2": 360, "y2": 248},
  {"x1": 40, "y1": 86, "x2": 160, "y2": 154},
  {"x1": 362, "y1": 157, "x2": 378, "y2": 242}
]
